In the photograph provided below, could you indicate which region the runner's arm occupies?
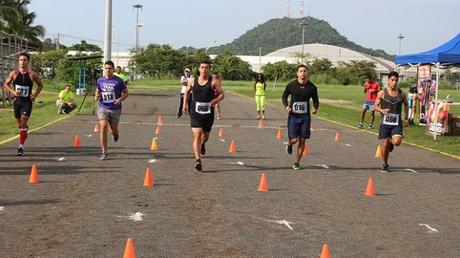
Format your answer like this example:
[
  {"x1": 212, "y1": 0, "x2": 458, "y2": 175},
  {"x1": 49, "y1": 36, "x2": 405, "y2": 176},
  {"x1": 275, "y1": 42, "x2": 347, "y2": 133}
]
[
  {"x1": 282, "y1": 85, "x2": 291, "y2": 112},
  {"x1": 210, "y1": 81, "x2": 224, "y2": 106},
  {"x1": 114, "y1": 87, "x2": 128, "y2": 105},
  {"x1": 402, "y1": 92, "x2": 409, "y2": 125},
  {"x1": 2, "y1": 72, "x2": 19, "y2": 96},
  {"x1": 373, "y1": 90, "x2": 388, "y2": 115},
  {"x1": 311, "y1": 87, "x2": 319, "y2": 114},
  {"x1": 31, "y1": 72, "x2": 43, "y2": 101},
  {"x1": 94, "y1": 87, "x2": 100, "y2": 102}
]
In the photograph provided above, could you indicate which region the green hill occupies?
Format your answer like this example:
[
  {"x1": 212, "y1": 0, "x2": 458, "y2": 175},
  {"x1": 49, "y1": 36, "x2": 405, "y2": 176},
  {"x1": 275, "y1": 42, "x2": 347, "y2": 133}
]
[{"x1": 204, "y1": 17, "x2": 393, "y2": 60}]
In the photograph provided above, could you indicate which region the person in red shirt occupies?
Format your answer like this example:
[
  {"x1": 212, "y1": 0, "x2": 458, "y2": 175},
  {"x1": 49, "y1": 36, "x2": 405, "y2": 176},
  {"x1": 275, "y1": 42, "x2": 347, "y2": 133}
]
[{"x1": 358, "y1": 75, "x2": 380, "y2": 129}]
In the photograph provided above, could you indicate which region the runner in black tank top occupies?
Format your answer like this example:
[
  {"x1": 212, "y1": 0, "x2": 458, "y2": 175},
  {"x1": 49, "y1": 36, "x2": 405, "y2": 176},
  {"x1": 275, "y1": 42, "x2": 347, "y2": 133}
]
[
  {"x1": 182, "y1": 61, "x2": 224, "y2": 171},
  {"x1": 3, "y1": 52, "x2": 44, "y2": 156},
  {"x1": 374, "y1": 71, "x2": 409, "y2": 172}
]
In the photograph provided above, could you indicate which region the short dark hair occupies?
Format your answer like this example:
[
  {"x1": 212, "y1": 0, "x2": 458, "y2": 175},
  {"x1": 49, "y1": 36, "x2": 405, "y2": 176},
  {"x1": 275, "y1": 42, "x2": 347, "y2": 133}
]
[
  {"x1": 388, "y1": 71, "x2": 399, "y2": 79},
  {"x1": 18, "y1": 52, "x2": 30, "y2": 61},
  {"x1": 199, "y1": 60, "x2": 211, "y2": 66},
  {"x1": 116, "y1": 66, "x2": 122, "y2": 70},
  {"x1": 297, "y1": 64, "x2": 308, "y2": 71},
  {"x1": 104, "y1": 60, "x2": 115, "y2": 68}
]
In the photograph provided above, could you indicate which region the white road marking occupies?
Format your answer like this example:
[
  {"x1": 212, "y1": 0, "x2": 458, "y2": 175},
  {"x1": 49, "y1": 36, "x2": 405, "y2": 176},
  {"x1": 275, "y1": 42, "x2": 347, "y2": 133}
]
[
  {"x1": 57, "y1": 157, "x2": 66, "y2": 161},
  {"x1": 405, "y1": 168, "x2": 418, "y2": 173},
  {"x1": 230, "y1": 161, "x2": 245, "y2": 166},
  {"x1": 148, "y1": 159, "x2": 157, "y2": 163},
  {"x1": 345, "y1": 143, "x2": 352, "y2": 147},
  {"x1": 315, "y1": 164, "x2": 330, "y2": 169},
  {"x1": 263, "y1": 219, "x2": 295, "y2": 230},
  {"x1": 117, "y1": 212, "x2": 146, "y2": 222},
  {"x1": 0, "y1": 206, "x2": 4, "y2": 211},
  {"x1": 219, "y1": 139, "x2": 226, "y2": 142},
  {"x1": 85, "y1": 134, "x2": 92, "y2": 138},
  {"x1": 419, "y1": 223, "x2": 438, "y2": 233}
]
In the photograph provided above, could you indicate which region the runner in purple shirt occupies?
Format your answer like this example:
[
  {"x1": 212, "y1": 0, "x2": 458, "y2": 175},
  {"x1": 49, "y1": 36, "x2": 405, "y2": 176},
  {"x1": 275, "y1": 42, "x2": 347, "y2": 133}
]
[{"x1": 95, "y1": 60, "x2": 128, "y2": 160}]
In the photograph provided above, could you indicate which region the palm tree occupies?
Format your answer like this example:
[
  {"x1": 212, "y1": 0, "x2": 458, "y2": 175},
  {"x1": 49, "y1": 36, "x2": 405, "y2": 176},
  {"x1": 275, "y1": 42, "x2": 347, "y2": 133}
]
[{"x1": 0, "y1": 0, "x2": 45, "y2": 43}]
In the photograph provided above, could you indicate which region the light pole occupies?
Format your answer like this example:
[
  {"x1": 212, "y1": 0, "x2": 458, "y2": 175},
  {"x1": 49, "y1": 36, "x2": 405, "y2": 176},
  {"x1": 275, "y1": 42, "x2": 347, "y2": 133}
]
[
  {"x1": 103, "y1": 0, "x2": 112, "y2": 62},
  {"x1": 397, "y1": 33, "x2": 405, "y2": 55},
  {"x1": 299, "y1": 20, "x2": 306, "y2": 62},
  {"x1": 133, "y1": 4, "x2": 143, "y2": 50}
]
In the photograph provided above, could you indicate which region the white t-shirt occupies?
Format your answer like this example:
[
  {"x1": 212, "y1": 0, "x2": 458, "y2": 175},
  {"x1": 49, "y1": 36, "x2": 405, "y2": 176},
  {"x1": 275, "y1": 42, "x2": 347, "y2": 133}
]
[{"x1": 180, "y1": 75, "x2": 190, "y2": 94}]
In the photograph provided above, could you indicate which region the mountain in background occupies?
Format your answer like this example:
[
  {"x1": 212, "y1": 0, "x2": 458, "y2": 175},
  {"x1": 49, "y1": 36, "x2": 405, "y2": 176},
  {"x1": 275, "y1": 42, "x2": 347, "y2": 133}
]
[{"x1": 180, "y1": 17, "x2": 393, "y2": 60}]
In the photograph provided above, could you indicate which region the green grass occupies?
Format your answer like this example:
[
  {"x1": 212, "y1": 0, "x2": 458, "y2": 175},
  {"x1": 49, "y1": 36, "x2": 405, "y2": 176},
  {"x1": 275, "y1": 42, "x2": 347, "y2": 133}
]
[{"x1": 0, "y1": 81, "x2": 94, "y2": 143}]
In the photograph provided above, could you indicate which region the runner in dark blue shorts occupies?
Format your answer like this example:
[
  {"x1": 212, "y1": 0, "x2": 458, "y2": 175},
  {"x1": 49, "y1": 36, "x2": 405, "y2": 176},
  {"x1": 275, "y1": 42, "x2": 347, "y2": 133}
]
[
  {"x1": 282, "y1": 64, "x2": 319, "y2": 170},
  {"x1": 374, "y1": 71, "x2": 409, "y2": 172}
]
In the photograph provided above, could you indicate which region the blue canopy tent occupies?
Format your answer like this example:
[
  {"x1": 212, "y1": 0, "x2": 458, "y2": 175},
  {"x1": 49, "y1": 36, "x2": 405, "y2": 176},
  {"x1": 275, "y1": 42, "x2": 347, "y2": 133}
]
[
  {"x1": 395, "y1": 33, "x2": 460, "y2": 66},
  {"x1": 395, "y1": 33, "x2": 460, "y2": 138}
]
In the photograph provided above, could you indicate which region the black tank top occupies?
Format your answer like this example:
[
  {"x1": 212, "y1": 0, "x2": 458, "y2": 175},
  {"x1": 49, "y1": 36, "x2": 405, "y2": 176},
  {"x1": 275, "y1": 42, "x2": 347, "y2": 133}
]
[
  {"x1": 13, "y1": 70, "x2": 34, "y2": 100},
  {"x1": 381, "y1": 88, "x2": 403, "y2": 115},
  {"x1": 191, "y1": 77, "x2": 214, "y2": 117}
]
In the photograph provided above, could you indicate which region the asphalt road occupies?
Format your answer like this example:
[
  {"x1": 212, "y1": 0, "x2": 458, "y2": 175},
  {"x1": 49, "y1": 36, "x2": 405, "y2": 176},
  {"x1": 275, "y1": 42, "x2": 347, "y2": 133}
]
[{"x1": 0, "y1": 90, "x2": 459, "y2": 258}]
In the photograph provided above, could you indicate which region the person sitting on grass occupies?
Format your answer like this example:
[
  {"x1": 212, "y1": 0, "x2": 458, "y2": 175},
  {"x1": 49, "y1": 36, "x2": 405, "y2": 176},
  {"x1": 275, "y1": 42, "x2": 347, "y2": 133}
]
[{"x1": 56, "y1": 83, "x2": 76, "y2": 114}]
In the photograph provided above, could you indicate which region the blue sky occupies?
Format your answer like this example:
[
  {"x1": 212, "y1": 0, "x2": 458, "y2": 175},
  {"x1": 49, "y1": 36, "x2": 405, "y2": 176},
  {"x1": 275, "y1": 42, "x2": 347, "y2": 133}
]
[{"x1": 29, "y1": 0, "x2": 460, "y2": 55}]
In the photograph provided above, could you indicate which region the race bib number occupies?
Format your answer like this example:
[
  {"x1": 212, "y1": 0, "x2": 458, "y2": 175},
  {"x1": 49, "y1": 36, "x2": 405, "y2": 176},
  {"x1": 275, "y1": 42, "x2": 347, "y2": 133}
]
[
  {"x1": 195, "y1": 102, "x2": 211, "y2": 115},
  {"x1": 102, "y1": 91, "x2": 115, "y2": 103},
  {"x1": 15, "y1": 85, "x2": 29, "y2": 97},
  {"x1": 383, "y1": 113, "x2": 399, "y2": 126},
  {"x1": 292, "y1": 102, "x2": 308, "y2": 114}
]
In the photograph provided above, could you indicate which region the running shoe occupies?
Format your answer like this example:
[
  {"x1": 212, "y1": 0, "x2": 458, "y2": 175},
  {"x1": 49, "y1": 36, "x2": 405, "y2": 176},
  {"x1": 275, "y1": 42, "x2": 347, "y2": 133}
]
[
  {"x1": 217, "y1": 116, "x2": 221, "y2": 120},
  {"x1": 113, "y1": 133, "x2": 119, "y2": 142},
  {"x1": 201, "y1": 143, "x2": 206, "y2": 155},
  {"x1": 381, "y1": 164, "x2": 389, "y2": 173},
  {"x1": 368, "y1": 124, "x2": 374, "y2": 129},
  {"x1": 292, "y1": 163, "x2": 300, "y2": 170},
  {"x1": 357, "y1": 123, "x2": 364, "y2": 128},
  {"x1": 100, "y1": 152, "x2": 108, "y2": 160},
  {"x1": 286, "y1": 144, "x2": 293, "y2": 155},
  {"x1": 194, "y1": 160, "x2": 202, "y2": 171},
  {"x1": 388, "y1": 141, "x2": 394, "y2": 152},
  {"x1": 261, "y1": 114, "x2": 265, "y2": 120},
  {"x1": 17, "y1": 146, "x2": 24, "y2": 156}
]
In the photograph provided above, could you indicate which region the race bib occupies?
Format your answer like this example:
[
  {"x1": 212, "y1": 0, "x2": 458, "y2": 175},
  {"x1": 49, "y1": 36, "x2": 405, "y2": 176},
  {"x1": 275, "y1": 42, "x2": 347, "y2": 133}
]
[
  {"x1": 292, "y1": 101, "x2": 308, "y2": 114},
  {"x1": 102, "y1": 91, "x2": 115, "y2": 103},
  {"x1": 15, "y1": 85, "x2": 29, "y2": 97},
  {"x1": 383, "y1": 113, "x2": 399, "y2": 126},
  {"x1": 195, "y1": 101, "x2": 211, "y2": 115}
]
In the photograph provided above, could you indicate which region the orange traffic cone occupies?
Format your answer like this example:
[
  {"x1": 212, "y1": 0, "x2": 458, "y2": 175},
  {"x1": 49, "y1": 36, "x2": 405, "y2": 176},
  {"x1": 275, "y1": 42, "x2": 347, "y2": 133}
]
[
  {"x1": 335, "y1": 130, "x2": 340, "y2": 141},
  {"x1": 364, "y1": 177, "x2": 376, "y2": 196},
  {"x1": 320, "y1": 244, "x2": 330, "y2": 258},
  {"x1": 258, "y1": 173, "x2": 268, "y2": 192},
  {"x1": 122, "y1": 238, "x2": 136, "y2": 258},
  {"x1": 258, "y1": 119, "x2": 264, "y2": 128},
  {"x1": 93, "y1": 124, "x2": 99, "y2": 133},
  {"x1": 155, "y1": 126, "x2": 161, "y2": 135},
  {"x1": 157, "y1": 115, "x2": 164, "y2": 126},
  {"x1": 143, "y1": 167, "x2": 154, "y2": 187},
  {"x1": 73, "y1": 134, "x2": 81, "y2": 148},
  {"x1": 218, "y1": 128, "x2": 224, "y2": 138},
  {"x1": 228, "y1": 140, "x2": 236, "y2": 154},
  {"x1": 150, "y1": 138, "x2": 158, "y2": 151},
  {"x1": 276, "y1": 128, "x2": 283, "y2": 140},
  {"x1": 29, "y1": 163, "x2": 39, "y2": 184},
  {"x1": 374, "y1": 145, "x2": 383, "y2": 158},
  {"x1": 302, "y1": 144, "x2": 309, "y2": 156}
]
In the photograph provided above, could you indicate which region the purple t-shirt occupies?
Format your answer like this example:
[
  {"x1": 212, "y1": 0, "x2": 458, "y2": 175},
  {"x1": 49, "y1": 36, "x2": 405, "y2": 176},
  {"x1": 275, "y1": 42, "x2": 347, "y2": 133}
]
[{"x1": 97, "y1": 76, "x2": 126, "y2": 110}]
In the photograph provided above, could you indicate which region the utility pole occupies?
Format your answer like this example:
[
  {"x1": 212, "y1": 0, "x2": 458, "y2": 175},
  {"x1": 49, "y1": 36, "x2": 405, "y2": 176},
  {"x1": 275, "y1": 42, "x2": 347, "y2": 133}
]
[
  {"x1": 397, "y1": 33, "x2": 405, "y2": 55},
  {"x1": 103, "y1": 0, "x2": 112, "y2": 62},
  {"x1": 133, "y1": 4, "x2": 143, "y2": 50},
  {"x1": 299, "y1": 20, "x2": 306, "y2": 62}
]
